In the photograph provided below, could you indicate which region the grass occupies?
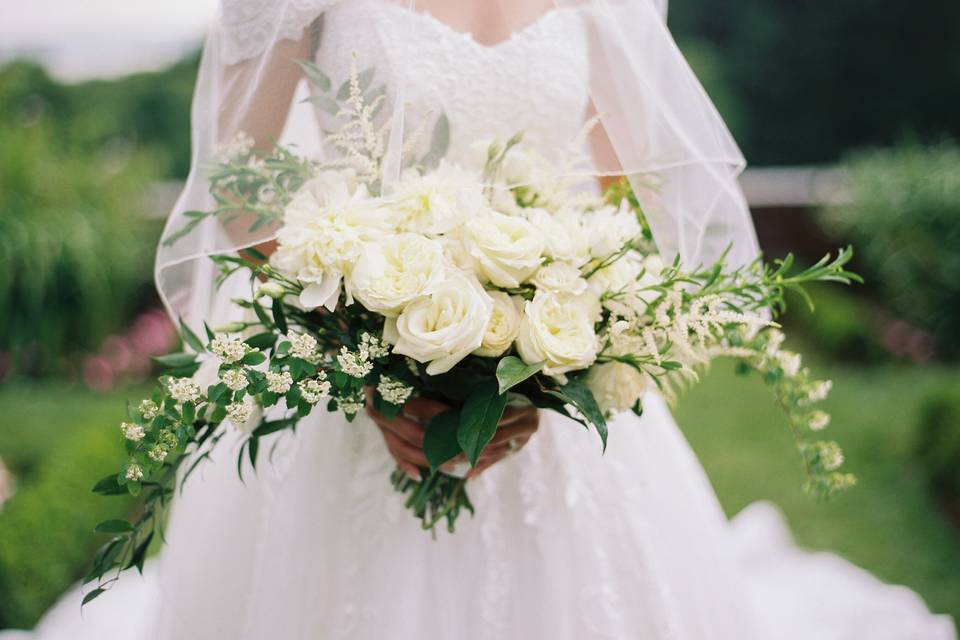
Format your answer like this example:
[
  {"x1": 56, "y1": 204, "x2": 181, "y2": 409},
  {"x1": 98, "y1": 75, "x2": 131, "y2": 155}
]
[
  {"x1": 0, "y1": 364, "x2": 957, "y2": 627},
  {"x1": 0, "y1": 383, "x2": 141, "y2": 629},
  {"x1": 675, "y1": 356, "x2": 960, "y2": 622}
]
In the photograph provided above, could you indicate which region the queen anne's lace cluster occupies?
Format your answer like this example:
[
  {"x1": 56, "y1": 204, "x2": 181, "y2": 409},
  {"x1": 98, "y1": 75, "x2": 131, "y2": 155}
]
[
  {"x1": 167, "y1": 378, "x2": 201, "y2": 404},
  {"x1": 377, "y1": 376, "x2": 414, "y2": 406}
]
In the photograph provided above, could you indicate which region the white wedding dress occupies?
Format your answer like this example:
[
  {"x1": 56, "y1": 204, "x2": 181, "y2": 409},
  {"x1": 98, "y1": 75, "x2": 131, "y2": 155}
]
[{"x1": 5, "y1": 1, "x2": 955, "y2": 638}]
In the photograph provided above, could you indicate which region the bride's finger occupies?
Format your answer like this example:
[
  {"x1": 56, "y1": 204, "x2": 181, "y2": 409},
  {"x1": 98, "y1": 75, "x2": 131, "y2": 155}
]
[
  {"x1": 488, "y1": 419, "x2": 538, "y2": 445},
  {"x1": 380, "y1": 428, "x2": 430, "y2": 468},
  {"x1": 367, "y1": 407, "x2": 426, "y2": 447},
  {"x1": 498, "y1": 406, "x2": 539, "y2": 427},
  {"x1": 402, "y1": 396, "x2": 450, "y2": 423}
]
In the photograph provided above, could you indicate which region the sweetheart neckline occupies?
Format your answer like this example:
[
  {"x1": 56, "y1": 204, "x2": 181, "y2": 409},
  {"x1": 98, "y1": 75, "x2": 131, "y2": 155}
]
[{"x1": 372, "y1": 1, "x2": 578, "y2": 52}]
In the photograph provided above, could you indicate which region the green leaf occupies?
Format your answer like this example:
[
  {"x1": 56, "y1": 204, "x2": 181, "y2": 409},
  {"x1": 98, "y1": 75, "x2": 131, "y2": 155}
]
[
  {"x1": 248, "y1": 437, "x2": 259, "y2": 471},
  {"x1": 302, "y1": 94, "x2": 339, "y2": 115},
  {"x1": 152, "y1": 352, "x2": 198, "y2": 369},
  {"x1": 91, "y1": 474, "x2": 126, "y2": 496},
  {"x1": 295, "y1": 59, "x2": 332, "y2": 91},
  {"x1": 272, "y1": 298, "x2": 288, "y2": 335},
  {"x1": 546, "y1": 377, "x2": 608, "y2": 451},
  {"x1": 126, "y1": 532, "x2": 154, "y2": 574},
  {"x1": 82, "y1": 588, "x2": 106, "y2": 607},
  {"x1": 423, "y1": 409, "x2": 462, "y2": 472},
  {"x1": 181, "y1": 401, "x2": 196, "y2": 424},
  {"x1": 207, "y1": 382, "x2": 228, "y2": 404},
  {"x1": 457, "y1": 381, "x2": 508, "y2": 467},
  {"x1": 179, "y1": 318, "x2": 206, "y2": 353},
  {"x1": 421, "y1": 113, "x2": 450, "y2": 169},
  {"x1": 242, "y1": 351, "x2": 267, "y2": 366},
  {"x1": 336, "y1": 67, "x2": 375, "y2": 101},
  {"x1": 94, "y1": 519, "x2": 134, "y2": 534},
  {"x1": 495, "y1": 356, "x2": 543, "y2": 394},
  {"x1": 245, "y1": 332, "x2": 276, "y2": 350}
]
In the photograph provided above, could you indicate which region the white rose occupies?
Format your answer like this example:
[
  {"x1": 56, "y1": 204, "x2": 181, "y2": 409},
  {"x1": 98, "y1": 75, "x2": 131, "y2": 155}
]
[
  {"x1": 475, "y1": 291, "x2": 524, "y2": 357},
  {"x1": 347, "y1": 233, "x2": 446, "y2": 316},
  {"x1": 525, "y1": 207, "x2": 589, "y2": 265},
  {"x1": 392, "y1": 163, "x2": 486, "y2": 236},
  {"x1": 531, "y1": 261, "x2": 588, "y2": 297},
  {"x1": 586, "y1": 201, "x2": 642, "y2": 257},
  {"x1": 384, "y1": 271, "x2": 493, "y2": 375},
  {"x1": 516, "y1": 292, "x2": 598, "y2": 377},
  {"x1": 586, "y1": 361, "x2": 648, "y2": 414},
  {"x1": 463, "y1": 210, "x2": 545, "y2": 288}
]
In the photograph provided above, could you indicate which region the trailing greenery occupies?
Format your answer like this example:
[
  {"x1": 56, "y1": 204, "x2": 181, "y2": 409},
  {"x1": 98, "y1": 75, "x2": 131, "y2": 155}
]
[{"x1": 820, "y1": 142, "x2": 960, "y2": 359}]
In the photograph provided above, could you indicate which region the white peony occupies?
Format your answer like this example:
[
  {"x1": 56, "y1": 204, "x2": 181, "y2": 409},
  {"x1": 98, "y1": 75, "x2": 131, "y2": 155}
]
[
  {"x1": 347, "y1": 233, "x2": 446, "y2": 316},
  {"x1": 586, "y1": 201, "x2": 643, "y2": 258},
  {"x1": 475, "y1": 291, "x2": 524, "y2": 357},
  {"x1": 384, "y1": 271, "x2": 493, "y2": 375},
  {"x1": 391, "y1": 163, "x2": 486, "y2": 236},
  {"x1": 463, "y1": 210, "x2": 545, "y2": 288},
  {"x1": 516, "y1": 291, "x2": 598, "y2": 378},
  {"x1": 531, "y1": 261, "x2": 588, "y2": 297},
  {"x1": 585, "y1": 361, "x2": 649, "y2": 414},
  {"x1": 270, "y1": 172, "x2": 391, "y2": 312}
]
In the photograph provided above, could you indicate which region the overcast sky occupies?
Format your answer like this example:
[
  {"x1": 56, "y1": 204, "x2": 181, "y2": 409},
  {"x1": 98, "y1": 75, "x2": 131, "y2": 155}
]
[{"x1": 0, "y1": 0, "x2": 219, "y2": 80}]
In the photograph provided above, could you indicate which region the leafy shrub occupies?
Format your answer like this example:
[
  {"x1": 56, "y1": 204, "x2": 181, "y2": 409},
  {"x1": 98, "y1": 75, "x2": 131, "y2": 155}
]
[
  {"x1": 0, "y1": 418, "x2": 135, "y2": 628},
  {"x1": 784, "y1": 284, "x2": 887, "y2": 363},
  {"x1": 0, "y1": 121, "x2": 163, "y2": 375},
  {"x1": 820, "y1": 142, "x2": 960, "y2": 359},
  {"x1": 915, "y1": 388, "x2": 960, "y2": 503}
]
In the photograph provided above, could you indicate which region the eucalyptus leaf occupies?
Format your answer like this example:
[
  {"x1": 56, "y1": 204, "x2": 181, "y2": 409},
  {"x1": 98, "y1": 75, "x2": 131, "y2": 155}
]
[
  {"x1": 81, "y1": 588, "x2": 106, "y2": 607},
  {"x1": 295, "y1": 59, "x2": 332, "y2": 91},
  {"x1": 421, "y1": 113, "x2": 450, "y2": 169}
]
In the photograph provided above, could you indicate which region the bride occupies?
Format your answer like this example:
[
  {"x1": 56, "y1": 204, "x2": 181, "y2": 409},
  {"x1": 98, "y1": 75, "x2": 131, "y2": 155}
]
[{"x1": 8, "y1": 0, "x2": 956, "y2": 638}]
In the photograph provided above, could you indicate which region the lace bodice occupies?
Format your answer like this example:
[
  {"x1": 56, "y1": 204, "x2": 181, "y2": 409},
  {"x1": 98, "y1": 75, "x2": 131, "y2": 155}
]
[{"x1": 314, "y1": 0, "x2": 591, "y2": 165}]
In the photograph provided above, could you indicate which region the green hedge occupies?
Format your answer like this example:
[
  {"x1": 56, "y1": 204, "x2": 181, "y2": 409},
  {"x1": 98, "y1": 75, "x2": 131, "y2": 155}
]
[
  {"x1": 0, "y1": 389, "x2": 136, "y2": 629},
  {"x1": 821, "y1": 142, "x2": 960, "y2": 360}
]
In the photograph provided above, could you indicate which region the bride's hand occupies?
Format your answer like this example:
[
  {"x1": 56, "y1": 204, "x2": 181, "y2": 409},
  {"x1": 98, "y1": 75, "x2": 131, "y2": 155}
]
[{"x1": 364, "y1": 392, "x2": 539, "y2": 481}]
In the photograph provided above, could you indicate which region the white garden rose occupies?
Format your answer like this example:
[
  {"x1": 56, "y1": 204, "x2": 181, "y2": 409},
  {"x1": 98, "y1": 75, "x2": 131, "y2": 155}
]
[
  {"x1": 525, "y1": 207, "x2": 590, "y2": 265},
  {"x1": 347, "y1": 233, "x2": 446, "y2": 316},
  {"x1": 475, "y1": 291, "x2": 524, "y2": 357},
  {"x1": 531, "y1": 261, "x2": 588, "y2": 297},
  {"x1": 392, "y1": 163, "x2": 486, "y2": 236},
  {"x1": 463, "y1": 210, "x2": 545, "y2": 288},
  {"x1": 516, "y1": 291, "x2": 598, "y2": 377},
  {"x1": 585, "y1": 361, "x2": 649, "y2": 414},
  {"x1": 271, "y1": 173, "x2": 390, "y2": 311},
  {"x1": 586, "y1": 201, "x2": 643, "y2": 257},
  {"x1": 384, "y1": 271, "x2": 493, "y2": 375}
]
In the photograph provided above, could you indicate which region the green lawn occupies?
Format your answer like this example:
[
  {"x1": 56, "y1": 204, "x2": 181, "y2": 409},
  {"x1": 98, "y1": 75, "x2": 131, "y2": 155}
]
[
  {"x1": 0, "y1": 364, "x2": 958, "y2": 627},
  {"x1": 675, "y1": 358, "x2": 960, "y2": 622}
]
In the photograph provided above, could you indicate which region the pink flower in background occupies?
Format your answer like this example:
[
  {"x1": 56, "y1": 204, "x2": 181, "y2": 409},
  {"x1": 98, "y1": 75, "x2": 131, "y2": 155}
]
[{"x1": 83, "y1": 309, "x2": 177, "y2": 392}]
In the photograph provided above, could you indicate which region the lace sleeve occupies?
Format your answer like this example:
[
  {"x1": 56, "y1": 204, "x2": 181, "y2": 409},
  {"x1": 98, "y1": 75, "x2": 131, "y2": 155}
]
[{"x1": 219, "y1": 0, "x2": 342, "y2": 64}]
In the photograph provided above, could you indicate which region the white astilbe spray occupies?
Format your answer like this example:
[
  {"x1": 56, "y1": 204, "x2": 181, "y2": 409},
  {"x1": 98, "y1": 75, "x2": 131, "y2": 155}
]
[{"x1": 325, "y1": 58, "x2": 389, "y2": 183}]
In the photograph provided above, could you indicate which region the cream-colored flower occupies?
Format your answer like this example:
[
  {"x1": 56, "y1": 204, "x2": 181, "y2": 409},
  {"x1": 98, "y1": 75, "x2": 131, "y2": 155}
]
[
  {"x1": 347, "y1": 234, "x2": 446, "y2": 316},
  {"x1": 586, "y1": 201, "x2": 642, "y2": 257},
  {"x1": 525, "y1": 207, "x2": 590, "y2": 265},
  {"x1": 531, "y1": 261, "x2": 588, "y2": 297},
  {"x1": 516, "y1": 292, "x2": 598, "y2": 377},
  {"x1": 392, "y1": 163, "x2": 486, "y2": 236},
  {"x1": 463, "y1": 210, "x2": 545, "y2": 287},
  {"x1": 270, "y1": 173, "x2": 390, "y2": 312},
  {"x1": 384, "y1": 271, "x2": 493, "y2": 375},
  {"x1": 586, "y1": 361, "x2": 649, "y2": 414},
  {"x1": 475, "y1": 291, "x2": 525, "y2": 357}
]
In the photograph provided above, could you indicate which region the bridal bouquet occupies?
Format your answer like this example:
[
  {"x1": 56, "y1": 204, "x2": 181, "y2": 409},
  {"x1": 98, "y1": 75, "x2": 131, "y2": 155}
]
[{"x1": 85, "y1": 63, "x2": 858, "y2": 601}]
